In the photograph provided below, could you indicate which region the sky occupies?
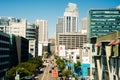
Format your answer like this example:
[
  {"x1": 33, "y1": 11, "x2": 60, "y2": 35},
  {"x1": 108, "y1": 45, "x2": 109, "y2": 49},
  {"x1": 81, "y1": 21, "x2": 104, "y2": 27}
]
[{"x1": 0, "y1": 0, "x2": 120, "y2": 38}]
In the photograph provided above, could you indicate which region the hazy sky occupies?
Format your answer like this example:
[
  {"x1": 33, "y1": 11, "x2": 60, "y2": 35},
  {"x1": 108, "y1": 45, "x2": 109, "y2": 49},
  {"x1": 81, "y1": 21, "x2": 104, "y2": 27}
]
[{"x1": 0, "y1": 0, "x2": 120, "y2": 38}]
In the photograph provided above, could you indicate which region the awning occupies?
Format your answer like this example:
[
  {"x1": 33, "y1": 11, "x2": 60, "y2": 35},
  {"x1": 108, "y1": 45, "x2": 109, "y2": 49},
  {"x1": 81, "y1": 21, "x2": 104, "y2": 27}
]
[{"x1": 108, "y1": 40, "x2": 116, "y2": 45}]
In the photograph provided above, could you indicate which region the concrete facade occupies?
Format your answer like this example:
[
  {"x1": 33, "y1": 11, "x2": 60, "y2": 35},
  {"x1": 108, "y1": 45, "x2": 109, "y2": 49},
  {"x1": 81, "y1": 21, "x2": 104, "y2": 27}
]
[
  {"x1": 58, "y1": 32, "x2": 87, "y2": 49},
  {"x1": 94, "y1": 30, "x2": 120, "y2": 80}
]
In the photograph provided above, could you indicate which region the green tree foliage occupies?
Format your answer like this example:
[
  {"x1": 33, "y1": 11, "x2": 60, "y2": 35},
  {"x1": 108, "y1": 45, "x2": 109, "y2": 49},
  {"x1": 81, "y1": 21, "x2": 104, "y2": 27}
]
[
  {"x1": 17, "y1": 62, "x2": 37, "y2": 75},
  {"x1": 62, "y1": 70, "x2": 72, "y2": 80},
  {"x1": 29, "y1": 56, "x2": 43, "y2": 67},
  {"x1": 56, "y1": 57, "x2": 66, "y2": 70},
  {"x1": 7, "y1": 67, "x2": 16, "y2": 80},
  {"x1": 62, "y1": 70, "x2": 71, "y2": 77},
  {"x1": 17, "y1": 68, "x2": 30, "y2": 77},
  {"x1": 74, "y1": 61, "x2": 81, "y2": 69},
  {"x1": 7, "y1": 56, "x2": 43, "y2": 79}
]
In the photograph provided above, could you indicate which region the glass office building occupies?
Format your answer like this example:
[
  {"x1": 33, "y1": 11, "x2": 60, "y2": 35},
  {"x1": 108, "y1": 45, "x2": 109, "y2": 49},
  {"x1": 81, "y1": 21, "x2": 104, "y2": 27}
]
[
  {"x1": 88, "y1": 8, "x2": 120, "y2": 42},
  {"x1": 0, "y1": 32, "x2": 10, "y2": 80}
]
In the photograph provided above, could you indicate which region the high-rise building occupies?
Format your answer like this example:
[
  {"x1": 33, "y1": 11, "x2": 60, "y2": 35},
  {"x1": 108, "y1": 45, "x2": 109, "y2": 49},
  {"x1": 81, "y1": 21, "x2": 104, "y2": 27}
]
[
  {"x1": 80, "y1": 17, "x2": 88, "y2": 34},
  {"x1": 26, "y1": 23, "x2": 38, "y2": 57},
  {"x1": 0, "y1": 32, "x2": 10, "y2": 80},
  {"x1": 81, "y1": 17, "x2": 88, "y2": 30},
  {"x1": 56, "y1": 17, "x2": 64, "y2": 34},
  {"x1": 56, "y1": 17, "x2": 64, "y2": 45},
  {"x1": 88, "y1": 8, "x2": 120, "y2": 42},
  {"x1": 36, "y1": 19, "x2": 48, "y2": 44},
  {"x1": 36, "y1": 19, "x2": 48, "y2": 56},
  {"x1": 64, "y1": 3, "x2": 78, "y2": 33}
]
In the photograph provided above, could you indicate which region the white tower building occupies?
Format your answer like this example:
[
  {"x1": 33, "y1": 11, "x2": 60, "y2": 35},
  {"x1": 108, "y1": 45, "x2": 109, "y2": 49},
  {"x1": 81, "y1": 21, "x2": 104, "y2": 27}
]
[
  {"x1": 64, "y1": 3, "x2": 78, "y2": 33},
  {"x1": 36, "y1": 19, "x2": 48, "y2": 44},
  {"x1": 36, "y1": 19, "x2": 48, "y2": 56}
]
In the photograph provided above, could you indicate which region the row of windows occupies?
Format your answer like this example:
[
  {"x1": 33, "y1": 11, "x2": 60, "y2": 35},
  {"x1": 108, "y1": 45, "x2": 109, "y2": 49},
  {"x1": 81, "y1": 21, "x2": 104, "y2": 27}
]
[
  {"x1": 0, "y1": 57, "x2": 9, "y2": 63},
  {"x1": 0, "y1": 50, "x2": 9, "y2": 55},
  {"x1": 91, "y1": 18, "x2": 116, "y2": 21},
  {"x1": 0, "y1": 63, "x2": 9, "y2": 71},
  {"x1": 91, "y1": 26, "x2": 120, "y2": 28},
  {"x1": 0, "y1": 35, "x2": 9, "y2": 42},
  {"x1": 91, "y1": 22, "x2": 120, "y2": 26},
  {"x1": 91, "y1": 10, "x2": 120, "y2": 14},
  {"x1": 59, "y1": 39, "x2": 87, "y2": 41},
  {"x1": 0, "y1": 43, "x2": 9, "y2": 48},
  {"x1": 91, "y1": 15, "x2": 120, "y2": 18}
]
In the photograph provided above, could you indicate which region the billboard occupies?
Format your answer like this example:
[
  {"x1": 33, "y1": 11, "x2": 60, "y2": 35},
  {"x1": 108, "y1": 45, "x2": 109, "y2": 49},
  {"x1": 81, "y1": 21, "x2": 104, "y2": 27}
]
[
  {"x1": 38, "y1": 43, "x2": 42, "y2": 56},
  {"x1": 59, "y1": 45, "x2": 66, "y2": 57}
]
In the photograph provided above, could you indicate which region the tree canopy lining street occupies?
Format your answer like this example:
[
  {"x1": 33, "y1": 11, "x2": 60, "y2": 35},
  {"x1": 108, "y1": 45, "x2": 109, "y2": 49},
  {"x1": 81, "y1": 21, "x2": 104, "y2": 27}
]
[{"x1": 7, "y1": 56, "x2": 43, "y2": 80}]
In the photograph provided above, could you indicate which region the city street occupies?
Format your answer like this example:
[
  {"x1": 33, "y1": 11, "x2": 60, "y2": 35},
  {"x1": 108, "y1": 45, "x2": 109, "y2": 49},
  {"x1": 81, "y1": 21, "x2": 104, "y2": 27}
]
[{"x1": 37, "y1": 56, "x2": 59, "y2": 80}]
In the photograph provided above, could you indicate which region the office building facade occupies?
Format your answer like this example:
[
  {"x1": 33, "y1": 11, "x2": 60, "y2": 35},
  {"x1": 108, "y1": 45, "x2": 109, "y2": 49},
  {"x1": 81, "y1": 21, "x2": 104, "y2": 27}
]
[
  {"x1": 0, "y1": 17, "x2": 20, "y2": 26},
  {"x1": 6, "y1": 18, "x2": 27, "y2": 38},
  {"x1": 0, "y1": 17, "x2": 38, "y2": 57},
  {"x1": 36, "y1": 19, "x2": 48, "y2": 56},
  {"x1": 36, "y1": 19, "x2": 48, "y2": 44},
  {"x1": 0, "y1": 32, "x2": 10, "y2": 80},
  {"x1": 80, "y1": 17, "x2": 88, "y2": 34},
  {"x1": 0, "y1": 18, "x2": 27, "y2": 38},
  {"x1": 26, "y1": 23, "x2": 38, "y2": 57},
  {"x1": 9, "y1": 34, "x2": 29, "y2": 66},
  {"x1": 81, "y1": 17, "x2": 88, "y2": 30},
  {"x1": 56, "y1": 17, "x2": 64, "y2": 45},
  {"x1": 88, "y1": 8, "x2": 120, "y2": 42},
  {"x1": 58, "y1": 32, "x2": 87, "y2": 49}
]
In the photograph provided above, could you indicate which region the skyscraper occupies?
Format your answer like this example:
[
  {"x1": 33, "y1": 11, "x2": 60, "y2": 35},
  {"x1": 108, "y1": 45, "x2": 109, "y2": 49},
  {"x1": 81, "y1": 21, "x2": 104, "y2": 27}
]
[
  {"x1": 81, "y1": 17, "x2": 88, "y2": 30},
  {"x1": 36, "y1": 19, "x2": 48, "y2": 43},
  {"x1": 56, "y1": 17, "x2": 64, "y2": 45},
  {"x1": 36, "y1": 19, "x2": 48, "y2": 56},
  {"x1": 56, "y1": 17, "x2": 64, "y2": 33},
  {"x1": 64, "y1": 3, "x2": 78, "y2": 33},
  {"x1": 80, "y1": 17, "x2": 88, "y2": 34}
]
